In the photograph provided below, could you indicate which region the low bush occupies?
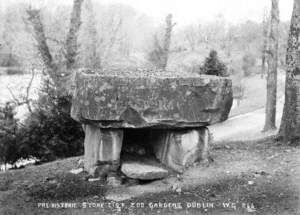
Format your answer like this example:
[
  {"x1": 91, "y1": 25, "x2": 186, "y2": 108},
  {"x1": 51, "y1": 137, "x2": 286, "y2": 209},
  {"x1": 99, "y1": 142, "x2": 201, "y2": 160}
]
[
  {"x1": 0, "y1": 102, "x2": 20, "y2": 165},
  {"x1": 19, "y1": 91, "x2": 84, "y2": 162},
  {"x1": 0, "y1": 84, "x2": 84, "y2": 165}
]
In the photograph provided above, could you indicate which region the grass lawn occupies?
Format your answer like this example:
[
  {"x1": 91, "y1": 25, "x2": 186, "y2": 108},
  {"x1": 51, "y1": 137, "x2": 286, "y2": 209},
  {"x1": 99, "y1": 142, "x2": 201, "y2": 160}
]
[
  {"x1": 0, "y1": 138, "x2": 299, "y2": 215},
  {"x1": 229, "y1": 71, "x2": 285, "y2": 117}
]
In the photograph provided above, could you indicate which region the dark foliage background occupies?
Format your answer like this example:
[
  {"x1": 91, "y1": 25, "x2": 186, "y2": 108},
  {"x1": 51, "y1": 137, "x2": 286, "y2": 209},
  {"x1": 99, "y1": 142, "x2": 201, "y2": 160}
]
[{"x1": 0, "y1": 87, "x2": 84, "y2": 165}]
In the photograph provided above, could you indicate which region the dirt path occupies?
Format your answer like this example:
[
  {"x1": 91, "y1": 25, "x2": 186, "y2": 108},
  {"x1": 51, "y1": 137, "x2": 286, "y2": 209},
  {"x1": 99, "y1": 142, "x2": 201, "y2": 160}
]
[{"x1": 209, "y1": 100, "x2": 284, "y2": 143}]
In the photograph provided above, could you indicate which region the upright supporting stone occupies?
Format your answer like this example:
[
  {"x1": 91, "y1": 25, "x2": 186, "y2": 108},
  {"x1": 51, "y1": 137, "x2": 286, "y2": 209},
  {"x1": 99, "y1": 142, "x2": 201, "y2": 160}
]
[
  {"x1": 83, "y1": 124, "x2": 100, "y2": 175},
  {"x1": 83, "y1": 125, "x2": 123, "y2": 176},
  {"x1": 200, "y1": 128, "x2": 210, "y2": 163},
  {"x1": 152, "y1": 127, "x2": 210, "y2": 172}
]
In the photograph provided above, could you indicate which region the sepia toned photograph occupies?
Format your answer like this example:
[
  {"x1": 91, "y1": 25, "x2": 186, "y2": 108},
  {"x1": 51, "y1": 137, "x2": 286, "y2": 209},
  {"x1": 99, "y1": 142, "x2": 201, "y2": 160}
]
[{"x1": 0, "y1": 0, "x2": 299, "y2": 214}]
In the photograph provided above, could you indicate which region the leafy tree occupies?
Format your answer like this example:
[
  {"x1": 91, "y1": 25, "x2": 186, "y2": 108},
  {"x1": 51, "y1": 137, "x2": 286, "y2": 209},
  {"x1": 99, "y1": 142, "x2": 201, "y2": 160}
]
[
  {"x1": 17, "y1": 92, "x2": 84, "y2": 162},
  {"x1": 0, "y1": 98, "x2": 84, "y2": 164},
  {"x1": 0, "y1": 102, "x2": 19, "y2": 165}
]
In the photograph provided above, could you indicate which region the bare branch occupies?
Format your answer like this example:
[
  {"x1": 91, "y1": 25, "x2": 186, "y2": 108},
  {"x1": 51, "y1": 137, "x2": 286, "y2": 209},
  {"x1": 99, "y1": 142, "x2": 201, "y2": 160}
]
[
  {"x1": 101, "y1": 15, "x2": 123, "y2": 65},
  {"x1": 6, "y1": 86, "x2": 20, "y2": 105},
  {"x1": 6, "y1": 69, "x2": 35, "y2": 113},
  {"x1": 26, "y1": 8, "x2": 53, "y2": 69},
  {"x1": 46, "y1": 37, "x2": 65, "y2": 45},
  {"x1": 24, "y1": 69, "x2": 35, "y2": 113},
  {"x1": 26, "y1": 8, "x2": 59, "y2": 85}
]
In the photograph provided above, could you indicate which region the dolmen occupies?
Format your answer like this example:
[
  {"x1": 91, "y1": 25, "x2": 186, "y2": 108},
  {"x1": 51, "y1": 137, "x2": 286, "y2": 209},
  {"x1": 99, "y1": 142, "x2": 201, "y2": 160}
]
[{"x1": 70, "y1": 68, "x2": 233, "y2": 183}]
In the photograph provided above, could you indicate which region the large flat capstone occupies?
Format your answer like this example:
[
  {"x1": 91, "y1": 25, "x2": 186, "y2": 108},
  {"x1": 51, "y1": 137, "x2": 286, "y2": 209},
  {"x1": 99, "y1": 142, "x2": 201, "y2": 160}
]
[{"x1": 71, "y1": 69, "x2": 233, "y2": 128}]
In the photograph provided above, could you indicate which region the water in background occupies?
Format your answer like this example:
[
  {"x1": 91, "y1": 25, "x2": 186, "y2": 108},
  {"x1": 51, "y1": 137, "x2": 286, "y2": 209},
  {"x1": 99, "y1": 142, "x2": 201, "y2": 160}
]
[{"x1": 0, "y1": 73, "x2": 42, "y2": 119}]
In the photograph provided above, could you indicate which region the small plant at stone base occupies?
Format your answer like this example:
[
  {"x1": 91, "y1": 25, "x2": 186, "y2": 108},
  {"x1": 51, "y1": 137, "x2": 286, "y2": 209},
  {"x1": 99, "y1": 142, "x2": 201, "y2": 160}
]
[{"x1": 200, "y1": 50, "x2": 229, "y2": 77}]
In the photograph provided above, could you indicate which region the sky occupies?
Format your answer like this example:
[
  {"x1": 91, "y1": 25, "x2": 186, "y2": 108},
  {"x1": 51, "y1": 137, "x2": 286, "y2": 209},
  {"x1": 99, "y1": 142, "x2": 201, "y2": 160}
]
[
  {"x1": 1, "y1": 0, "x2": 294, "y2": 26},
  {"x1": 97, "y1": 0, "x2": 294, "y2": 25}
]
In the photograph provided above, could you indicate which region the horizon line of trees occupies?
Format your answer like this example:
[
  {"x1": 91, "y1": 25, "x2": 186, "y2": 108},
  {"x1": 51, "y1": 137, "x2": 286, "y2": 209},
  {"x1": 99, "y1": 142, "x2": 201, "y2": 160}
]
[{"x1": 0, "y1": 1, "x2": 290, "y2": 73}]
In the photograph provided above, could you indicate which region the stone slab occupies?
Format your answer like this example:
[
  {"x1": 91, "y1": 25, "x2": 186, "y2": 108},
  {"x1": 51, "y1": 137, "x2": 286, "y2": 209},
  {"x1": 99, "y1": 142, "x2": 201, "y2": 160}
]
[
  {"x1": 121, "y1": 161, "x2": 169, "y2": 180},
  {"x1": 71, "y1": 69, "x2": 233, "y2": 128}
]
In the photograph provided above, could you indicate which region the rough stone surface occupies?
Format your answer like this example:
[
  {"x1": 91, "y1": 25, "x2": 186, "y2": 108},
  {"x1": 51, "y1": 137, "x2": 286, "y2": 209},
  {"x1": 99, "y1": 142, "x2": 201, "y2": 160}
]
[
  {"x1": 121, "y1": 161, "x2": 169, "y2": 180},
  {"x1": 107, "y1": 173, "x2": 122, "y2": 187},
  {"x1": 152, "y1": 128, "x2": 210, "y2": 172},
  {"x1": 71, "y1": 69, "x2": 233, "y2": 128},
  {"x1": 83, "y1": 125, "x2": 123, "y2": 175}
]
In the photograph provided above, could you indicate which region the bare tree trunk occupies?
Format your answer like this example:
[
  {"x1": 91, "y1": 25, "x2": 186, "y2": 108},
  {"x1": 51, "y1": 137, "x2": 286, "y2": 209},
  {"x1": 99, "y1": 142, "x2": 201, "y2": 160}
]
[
  {"x1": 263, "y1": 0, "x2": 279, "y2": 131},
  {"x1": 65, "y1": 0, "x2": 84, "y2": 70},
  {"x1": 226, "y1": 36, "x2": 232, "y2": 57},
  {"x1": 26, "y1": 9, "x2": 59, "y2": 84},
  {"x1": 83, "y1": 0, "x2": 101, "y2": 68},
  {"x1": 278, "y1": 0, "x2": 300, "y2": 143},
  {"x1": 101, "y1": 16, "x2": 122, "y2": 67},
  {"x1": 261, "y1": 9, "x2": 270, "y2": 78},
  {"x1": 27, "y1": 0, "x2": 84, "y2": 86},
  {"x1": 161, "y1": 14, "x2": 175, "y2": 70}
]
